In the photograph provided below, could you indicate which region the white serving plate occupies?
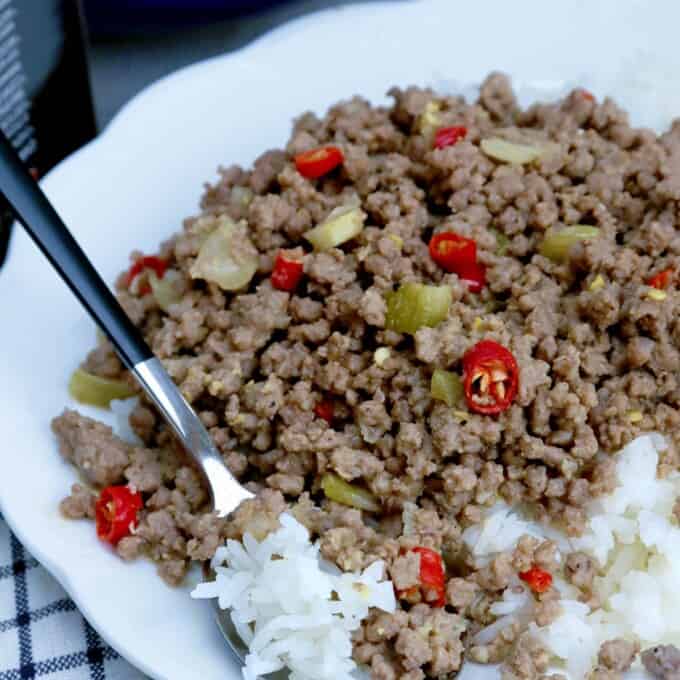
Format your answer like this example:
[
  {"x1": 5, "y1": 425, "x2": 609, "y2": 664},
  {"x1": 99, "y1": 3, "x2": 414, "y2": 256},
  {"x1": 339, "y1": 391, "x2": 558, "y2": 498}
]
[{"x1": 2, "y1": 0, "x2": 680, "y2": 677}]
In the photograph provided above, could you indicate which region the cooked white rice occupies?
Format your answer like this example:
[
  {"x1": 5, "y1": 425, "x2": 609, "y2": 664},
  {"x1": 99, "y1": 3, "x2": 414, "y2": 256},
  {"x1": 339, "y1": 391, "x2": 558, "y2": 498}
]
[
  {"x1": 534, "y1": 433, "x2": 680, "y2": 678},
  {"x1": 191, "y1": 434, "x2": 677, "y2": 679},
  {"x1": 462, "y1": 503, "x2": 553, "y2": 566},
  {"x1": 469, "y1": 433, "x2": 679, "y2": 679},
  {"x1": 191, "y1": 513, "x2": 395, "y2": 680}
]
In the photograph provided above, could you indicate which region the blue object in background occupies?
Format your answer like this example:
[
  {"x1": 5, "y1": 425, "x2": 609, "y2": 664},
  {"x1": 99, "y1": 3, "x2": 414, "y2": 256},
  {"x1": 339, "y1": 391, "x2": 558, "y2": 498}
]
[{"x1": 83, "y1": 0, "x2": 290, "y2": 37}]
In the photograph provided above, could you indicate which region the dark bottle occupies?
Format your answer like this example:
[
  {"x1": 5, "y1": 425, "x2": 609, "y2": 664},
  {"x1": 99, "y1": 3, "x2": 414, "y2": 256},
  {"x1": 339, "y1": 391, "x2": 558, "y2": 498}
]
[{"x1": 0, "y1": 0, "x2": 97, "y2": 267}]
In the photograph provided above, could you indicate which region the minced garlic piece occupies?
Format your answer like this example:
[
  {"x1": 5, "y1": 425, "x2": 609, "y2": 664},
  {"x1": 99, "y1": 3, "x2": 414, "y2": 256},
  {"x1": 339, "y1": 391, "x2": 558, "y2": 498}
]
[
  {"x1": 560, "y1": 458, "x2": 578, "y2": 479},
  {"x1": 473, "y1": 317, "x2": 483, "y2": 332},
  {"x1": 470, "y1": 647, "x2": 491, "y2": 663},
  {"x1": 418, "y1": 101, "x2": 441, "y2": 140},
  {"x1": 352, "y1": 582, "x2": 371, "y2": 598},
  {"x1": 208, "y1": 380, "x2": 224, "y2": 395},
  {"x1": 387, "y1": 234, "x2": 404, "y2": 248},
  {"x1": 453, "y1": 410, "x2": 469, "y2": 421},
  {"x1": 355, "y1": 245, "x2": 371, "y2": 262},
  {"x1": 646, "y1": 288, "x2": 667, "y2": 301},
  {"x1": 628, "y1": 411, "x2": 644, "y2": 423},
  {"x1": 374, "y1": 347, "x2": 391, "y2": 366},
  {"x1": 589, "y1": 274, "x2": 605, "y2": 291}
]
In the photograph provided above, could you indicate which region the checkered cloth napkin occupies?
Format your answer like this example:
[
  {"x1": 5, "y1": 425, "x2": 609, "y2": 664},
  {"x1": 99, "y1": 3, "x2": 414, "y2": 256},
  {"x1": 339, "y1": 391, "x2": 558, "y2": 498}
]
[{"x1": 0, "y1": 514, "x2": 146, "y2": 680}]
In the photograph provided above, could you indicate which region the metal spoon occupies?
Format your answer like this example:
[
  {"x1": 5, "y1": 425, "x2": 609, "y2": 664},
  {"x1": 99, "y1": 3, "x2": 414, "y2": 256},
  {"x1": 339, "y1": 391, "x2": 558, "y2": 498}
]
[{"x1": 0, "y1": 133, "x2": 253, "y2": 665}]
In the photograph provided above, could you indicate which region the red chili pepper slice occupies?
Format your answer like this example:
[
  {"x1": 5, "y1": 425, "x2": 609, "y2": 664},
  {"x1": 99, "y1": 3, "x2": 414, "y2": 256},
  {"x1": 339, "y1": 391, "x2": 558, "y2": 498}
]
[
  {"x1": 428, "y1": 232, "x2": 485, "y2": 293},
  {"x1": 458, "y1": 261, "x2": 487, "y2": 294},
  {"x1": 519, "y1": 566, "x2": 553, "y2": 594},
  {"x1": 271, "y1": 251, "x2": 304, "y2": 292},
  {"x1": 434, "y1": 126, "x2": 467, "y2": 149},
  {"x1": 126, "y1": 256, "x2": 167, "y2": 295},
  {"x1": 413, "y1": 547, "x2": 446, "y2": 607},
  {"x1": 396, "y1": 547, "x2": 446, "y2": 608},
  {"x1": 578, "y1": 89, "x2": 595, "y2": 102},
  {"x1": 646, "y1": 268, "x2": 673, "y2": 290},
  {"x1": 294, "y1": 146, "x2": 344, "y2": 179},
  {"x1": 463, "y1": 340, "x2": 519, "y2": 415},
  {"x1": 314, "y1": 399, "x2": 334, "y2": 424},
  {"x1": 429, "y1": 232, "x2": 477, "y2": 274},
  {"x1": 95, "y1": 486, "x2": 143, "y2": 546}
]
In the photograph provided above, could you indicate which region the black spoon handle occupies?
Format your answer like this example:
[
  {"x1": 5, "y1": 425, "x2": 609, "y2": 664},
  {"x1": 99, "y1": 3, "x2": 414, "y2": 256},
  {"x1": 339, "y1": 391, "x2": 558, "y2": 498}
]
[
  {"x1": 0, "y1": 134, "x2": 253, "y2": 516},
  {"x1": 0, "y1": 132, "x2": 152, "y2": 369}
]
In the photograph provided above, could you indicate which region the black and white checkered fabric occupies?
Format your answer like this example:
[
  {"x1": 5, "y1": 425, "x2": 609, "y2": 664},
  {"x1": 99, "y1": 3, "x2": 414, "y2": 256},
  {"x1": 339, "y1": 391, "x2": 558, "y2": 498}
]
[{"x1": 0, "y1": 514, "x2": 145, "y2": 679}]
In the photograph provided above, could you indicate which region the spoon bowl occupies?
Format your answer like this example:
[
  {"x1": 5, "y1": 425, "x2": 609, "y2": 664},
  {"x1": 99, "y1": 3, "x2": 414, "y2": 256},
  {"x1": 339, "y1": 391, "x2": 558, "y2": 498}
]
[{"x1": 202, "y1": 562, "x2": 290, "y2": 678}]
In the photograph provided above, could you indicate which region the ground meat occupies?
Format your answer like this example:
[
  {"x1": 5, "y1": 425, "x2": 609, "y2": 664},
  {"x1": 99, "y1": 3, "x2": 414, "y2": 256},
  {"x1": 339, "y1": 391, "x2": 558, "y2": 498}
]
[
  {"x1": 511, "y1": 536, "x2": 561, "y2": 575},
  {"x1": 129, "y1": 404, "x2": 156, "y2": 443},
  {"x1": 52, "y1": 410, "x2": 130, "y2": 487},
  {"x1": 641, "y1": 645, "x2": 680, "y2": 679},
  {"x1": 446, "y1": 577, "x2": 479, "y2": 611},
  {"x1": 565, "y1": 550, "x2": 597, "y2": 590},
  {"x1": 82, "y1": 340, "x2": 124, "y2": 378},
  {"x1": 225, "y1": 489, "x2": 287, "y2": 541},
  {"x1": 59, "y1": 483, "x2": 96, "y2": 519},
  {"x1": 52, "y1": 73, "x2": 680, "y2": 680},
  {"x1": 116, "y1": 535, "x2": 147, "y2": 561},
  {"x1": 475, "y1": 551, "x2": 515, "y2": 591},
  {"x1": 369, "y1": 654, "x2": 397, "y2": 680},
  {"x1": 533, "y1": 591, "x2": 562, "y2": 627},
  {"x1": 501, "y1": 634, "x2": 550, "y2": 679},
  {"x1": 389, "y1": 551, "x2": 421, "y2": 591},
  {"x1": 469, "y1": 622, "x2": 521, "y2": 664},
  {"x1": 157, "y1": 558, "x2": 189, "y2": 586},
  {"x1": 396, "y1": 628, "x2": 432, "y2": 670},
  {"x1": 124, "y1": 447, "x2": 163, "y2": 492},
  {"x1": 587, "y1": 670, "x2": 622, "y2": 680},
  {"x1": 357, "y1": 605, "x2": 465, "y2": 678},
  {"x1": 598, "y1": 638, "x2": 639, "y2": 672}
]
